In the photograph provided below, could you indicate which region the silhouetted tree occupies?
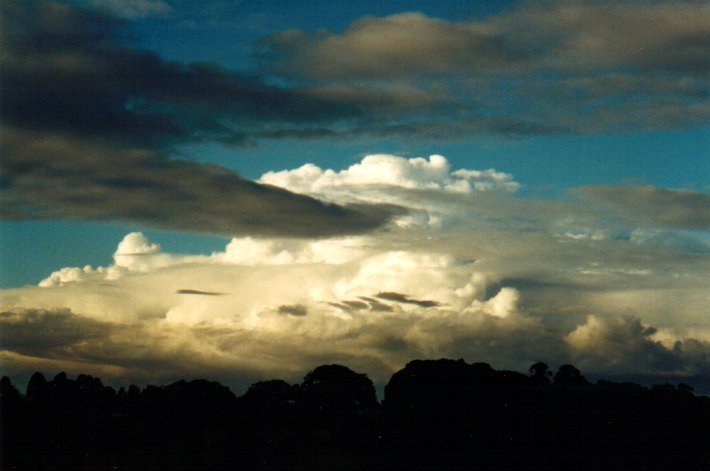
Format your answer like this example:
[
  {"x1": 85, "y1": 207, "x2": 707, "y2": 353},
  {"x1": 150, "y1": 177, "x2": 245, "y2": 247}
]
[
  {"x1": 553, "y1": 364, "x2": 589, "y2": 388},
  {"x1": 529, "y1": 361, "x2": 552, "y2": 385},
  {"x1": 300, "y1": 364, "x2": 378, "y2": 416},
  {"x1": 242, "y1": 379, "x2": 295, "y2": 409},
  {"x1": 26, "y1": 371, "x2": 47, "y2": 401}
]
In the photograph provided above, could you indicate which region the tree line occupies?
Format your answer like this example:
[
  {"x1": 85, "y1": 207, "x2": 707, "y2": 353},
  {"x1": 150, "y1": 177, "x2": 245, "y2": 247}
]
[{"x1": 2, "y1": 359, "x2": 709, "y2": 470}]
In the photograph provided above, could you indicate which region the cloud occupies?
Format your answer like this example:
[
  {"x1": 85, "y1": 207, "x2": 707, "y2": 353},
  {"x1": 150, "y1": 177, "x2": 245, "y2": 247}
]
[
  {"x1": 1, "y1": 0, "x2": 355, "y2": 144},
  {"x1": 116, "y1": 232, "x2": 162, "y2": 256},
  {"x1": 375, "y1": 292, "x2": 440, "y2": 308},
  {"x1": 564, "y1": 315, "x2": 708, "y2": 375},
  {"x1": 260, "y1": 154, "x2": 519, "y2": 228},
  {"x1": 0, "y1": 229, "x2": 542, "y2": 387},
  {"x1": 176, "y1": 289, "x2": 225, "y2": 296},
  {"x1": 1, "y1": 128, "x2": 397, "y2": 237},
  {"x1": 278, "y1": 304, "x2": 308, "y2": 317},
  {"x1": 263, "y1": 2, "x2": 710, "y2": 78},
  {"x1": 575, "y1": 185, "x2": 710, "y2": 230},
  {"x1": 2, "y1": 0, "x2": 708, "y2": 391},
  {"x1": 0, "y1": 308, "x2": 112, "y2": 357},
  {"x1": 0, "y1": 0, "x2": 398, "y2": 235},
  {"x1": 2, "y1": 183, "x2": 709, "y2": 391},
  {"x1": 261, "y1": 154, "x2": 519, "y2": 196},
  {"x1": 5, "y1": 148, "x2": 710, "y2": 392},
  {"x1": 259, "y1": 1, "x2": 710, "y2": 134},
  {"x1": 259, "y1": 12, "x2": 525, "y2": 80}
]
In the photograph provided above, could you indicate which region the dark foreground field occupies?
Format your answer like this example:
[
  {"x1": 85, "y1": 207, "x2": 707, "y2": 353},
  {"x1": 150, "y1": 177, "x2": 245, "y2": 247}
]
[{"x1": 3, "y1": 359, "x2": 709, "y2": 470}]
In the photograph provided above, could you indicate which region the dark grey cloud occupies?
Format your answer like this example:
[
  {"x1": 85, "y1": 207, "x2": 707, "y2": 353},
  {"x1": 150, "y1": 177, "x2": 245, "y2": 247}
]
[
  {"x1": 1, "y1": 0, "x2": 358, "y2": 146},
  {"x1": 358, "y1": 297, "x2": 395, "y2": 313},
  {"x1": 575, "y1": 185, "x2": 710, "y2": 231},
  {"x1": 0, "y1": 0, "x2": 399, "y2": 236},
  {"x1": 176, "y1": 289, "x2": 225, "y2": 296},
  {"x1": 2, "y1": 0, "x2": 706, "y2": 235},
  {"x1": 375, "y1": 292, "x2": 440, "y2": 308},
  {"x1": 327, "y1": 298, "x2": 395, "y2": 313},
  {"x1": 342, "y1": 300, "x2": 370, "y2": 310},
  {"x1": 0, "y1": 308, "x2": 112, "y2": 357},
  {"x1": 277, "y1": 304, "x2": 308, "y2": 317},
  {"x1": 0, "y1": 127, "x2": 398, "y2": 237}
]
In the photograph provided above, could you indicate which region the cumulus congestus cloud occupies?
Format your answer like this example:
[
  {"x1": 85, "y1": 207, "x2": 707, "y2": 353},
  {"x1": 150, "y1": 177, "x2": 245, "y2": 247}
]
[
  {"x1": 1, "y1": 230, "x2": 537, "y2": 387},
  {"x1": 2, "y1": 154, "x2": 709, "y2": 391}
]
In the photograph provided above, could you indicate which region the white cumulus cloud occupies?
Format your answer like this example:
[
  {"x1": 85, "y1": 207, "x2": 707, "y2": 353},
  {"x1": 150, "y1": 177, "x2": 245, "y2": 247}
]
[
  {"x1": 260, "y1": 154, "x2": 519, "y2": 229},
  {"x1": 261, "y1": 154, "x2": 519, "y2": 195}
]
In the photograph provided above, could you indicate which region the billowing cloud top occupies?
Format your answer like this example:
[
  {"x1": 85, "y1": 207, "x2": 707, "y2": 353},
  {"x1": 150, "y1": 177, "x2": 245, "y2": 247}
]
[{"x1": 261, "y1": 154, "x2": 519, "y2": 195}]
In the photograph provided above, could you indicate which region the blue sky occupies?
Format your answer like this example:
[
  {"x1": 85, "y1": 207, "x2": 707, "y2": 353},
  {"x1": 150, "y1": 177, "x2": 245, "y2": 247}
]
[{"x1": 1, "y1": 0, "x2": 709, "y2": 391}]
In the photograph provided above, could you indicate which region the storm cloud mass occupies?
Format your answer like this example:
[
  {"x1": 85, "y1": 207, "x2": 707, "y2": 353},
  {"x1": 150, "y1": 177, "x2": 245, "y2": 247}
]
[{"x1": 2, "y1": 155, "x2": 709, "y2": 392}]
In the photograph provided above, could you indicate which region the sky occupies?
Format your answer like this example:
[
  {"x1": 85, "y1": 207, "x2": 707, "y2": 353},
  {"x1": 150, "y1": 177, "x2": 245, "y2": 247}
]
[{"x1": 1, "y1": 0, "x2": 709, "y2": 394}]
